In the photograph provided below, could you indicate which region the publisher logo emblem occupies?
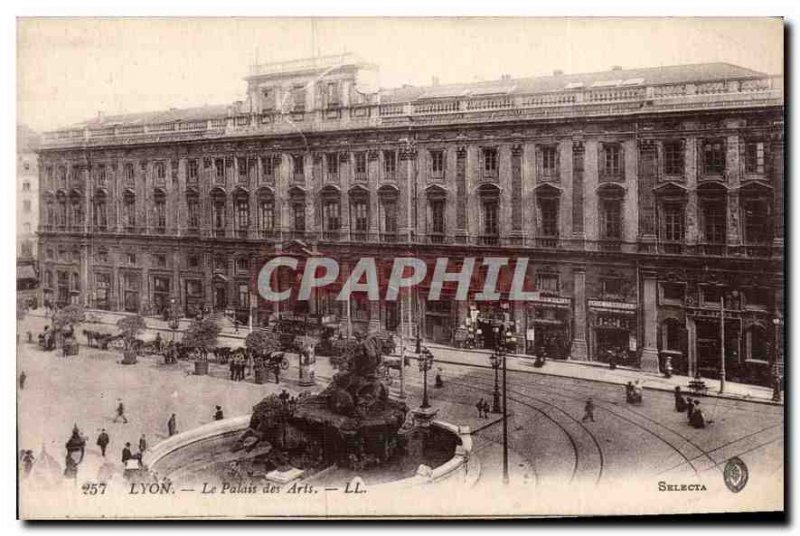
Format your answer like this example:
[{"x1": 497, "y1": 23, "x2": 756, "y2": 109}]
[{"x1": 723, "y1": 457, "x2": 749, "y2": 493}]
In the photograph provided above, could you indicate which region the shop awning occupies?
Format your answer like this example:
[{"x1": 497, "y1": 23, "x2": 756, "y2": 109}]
[{"x1": 16, "y1": 265, "x2": 37, "y2": 281}]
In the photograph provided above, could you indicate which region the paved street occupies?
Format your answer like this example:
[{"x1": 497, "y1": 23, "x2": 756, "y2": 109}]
[{"x1": 17, "y1": 314, "x2": 783, "y2": 498}]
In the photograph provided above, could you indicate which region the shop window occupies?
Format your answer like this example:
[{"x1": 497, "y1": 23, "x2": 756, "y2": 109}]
[{"x1": 745, "y1": 327, "x2": 769, "y2": 363}]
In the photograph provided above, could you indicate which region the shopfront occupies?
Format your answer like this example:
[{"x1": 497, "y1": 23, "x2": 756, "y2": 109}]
[
  {"x1": 425, "y1": 299, "x2": 454, "y2": 344},
  {"x1": 525, "y1": 296, "x2": 572, "y2": 359},
  {"x1": 588, "y1": 300, "x2": 638, "y2": 365}
]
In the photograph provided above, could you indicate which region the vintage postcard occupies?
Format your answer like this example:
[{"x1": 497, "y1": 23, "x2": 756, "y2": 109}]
[{"x1": 16, "y1": 17, "x2": 784, "y2": 519}]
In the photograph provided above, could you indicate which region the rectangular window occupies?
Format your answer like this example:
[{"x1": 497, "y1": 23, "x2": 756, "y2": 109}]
[
  {"x1": 601, "y1": 278, "x2": 623, "y2": 296},
  {"x1": 483, "y1": 201, "x2": 499, "y2": 235},
  {"x1": 236, "y1": 257, "x2": 249, "y2": 272},
  {"x1": 663, "y1": 141, "x2": 684, "y2": 176},
  {"x1": 662, "y1": 203, "x2": 685, "y2": 242},
  {"x1": 430, "y1": 199, "x2": 445, "y2": 235},
  {"x1": 743, "y1": 199, "x2": 770, "y2": 244},
  {"x1": 326, "y1": 153, "x2": 339, "y2": 177},
  {"x1": 238, "y1": 283, "x2": 249, "y2": 308},
  {"x1": 262, "y1": 155, "x2": 276, "y2": 178},
  {"x1": 537, "y1": 274, "x2": 559, "y2": 293},
  {"x1": 702, "y1": 286, "x2": 721, "y2": 305},
  {"x1": 323, "y1": 201, "x2": 341, "y2": 231},
  {"x1": 187, "y1": 197, "x2": 199, "y2": 229},
  {"x1": 292, "y1": 86, "x2": 305, "y2": 112},
  {"x1": 603, "y1": 144, "x2": 622, "y2": 176},
  {"x1": 601, "y1": 199, "x2": 622, "y2": 239},
  {"x1": 383, "y1": 200, "x2": 397, "y2": 234},
  {"x1": 238, "y1": 157, "x2": 247, "y2": 179},
  {"x1": 126, "y1": 253, "x2": 136, "y2": 265},
  {"x1": 430, "y1": 150, "x2": 444, "y2": 177},
  {"x1": 154, "y1": 199, "x2": 166, "y2": 229},
  {"x1": 745, "y1": 141, "x2": 766, "y2": 174},
  {"x1": 353, "y1": 201, "x2": 368, "y2": 232},
  {"x1": 354, "y1": 152, "x2": 367, "y2": 176},
  {"x1": 703, "y1": 201, "x2": 726, "y2": 243},
  {"x1": 293, "y1": 204, "x2": 305, "y2": 231},
  {"x1": 259, "y1": 200, "x2": 274, "y2": 231},
  {"x1": 124, "y1": 163, "x2": 134, "y2": 183},
  {"x1": 98, "y1": 164, "x2": 106, "y2": 184},
  {"x1": 236, "y1": 198, "x2": 249, "y2": 229},
  {"x1": 540, "y1": 146, "x2": 558, "y2": 177},
  {"x1": 292, "y1": 155, "x2": 304, "y2": 178},
  {"x1": 153, "y1": 254, "x2": 167, "y2": 268},
  {"x1": 215, "y1": 159, "x2": 225, "y2": 182},
  {"x1": 538, "y1": 198, "x2": 559, "y2": 237},
  {"x1": 154, "y1": 162, "x2": 166, "y2": 182},
  {"x1": 383, "y1": 151, "x2": 397, "y2": 176},
  {"x1": 188, "y1": 159, "x2": 198, "y2": 181},
  {"x1": 188, "y1": 255, "x2": 199, "y2": 269},
  {"x1": 702, "y1": 140, "x2": 725, "y2": 175},
  {"x1": 326, "y1": 82, "x2": 339, "y2": 109},
  {"x1": 483, "y1": 148, "x2": 498, "y2": 176}
]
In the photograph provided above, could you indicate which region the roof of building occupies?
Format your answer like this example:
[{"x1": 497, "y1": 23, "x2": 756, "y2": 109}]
[{"x1": 63, "y1": 62, "x2": 767, "y2": 130}]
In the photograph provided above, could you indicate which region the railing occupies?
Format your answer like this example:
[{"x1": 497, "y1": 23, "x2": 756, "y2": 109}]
[{"x1": 41, "y1": 76, "x2": 782, "y2": 148}]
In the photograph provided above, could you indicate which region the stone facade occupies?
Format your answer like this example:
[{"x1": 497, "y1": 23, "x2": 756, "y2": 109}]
[{"x1": 37, "y1": 56, "x2": 784, "y2": 385}]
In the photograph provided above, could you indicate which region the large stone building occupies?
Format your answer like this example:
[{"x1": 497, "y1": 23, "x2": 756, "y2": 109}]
[
  {"x1": 18, "y1": 125, "x2": 40, "y2": 297},
  {"x1": 37, "y1": 54, "x2": 784, "y2": 385}
]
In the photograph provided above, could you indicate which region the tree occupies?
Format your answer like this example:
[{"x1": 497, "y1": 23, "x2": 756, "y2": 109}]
[
  {"x1": 117, "y1": 315, "x2": 147, "y2": 344},
  {"x1": 53, "y1": 304, "x2": 86, "y2": 333},
  {"x1": 182, "y1": 317, "x2": 221, "y2": 360},
  {"x1": 245, "y1": 330, "x2": 281, "y2": 358}
]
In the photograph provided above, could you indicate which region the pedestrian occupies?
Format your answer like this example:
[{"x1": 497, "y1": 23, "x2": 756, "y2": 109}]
[
  {"x1": 229, "y1": 358, "x2": 236, "y2": 381},
  {"x1": 121, "y1": 442, "x2": 133, "y2": 463},
  {"x1": 689, "y1": 400, "x2": 706, "y2": 429},
  {"x1": 214, "y1": 405, "x2": 224, "y2": 421},
  {"x1": 435, "y1": 367, "x2": 444, "y2": 388},
  {"x1": 138, "y1": 434, "x2": 147, "y2": 454},
  {"x1": 581, "y1": 398, "x2": 595, "y2": 422},
  {"x1": 20, "y1": 450, "x2": 34, "y2": 478},
  {"x1": 234, "y1": 319, "x2": 240, "y2": 333},
  {"x1": 272, "y1": 361, "x2": 281, "y2": 384},
  {"x1": 476, "y1": 398, "x2": 485, "y2": 418},
  {"x1": 154, "y1": 333, "x2": 162, "y2": 353},
  {"x1": 113, "y1": 400, "x2": 128, "y2": 424},
  {"x1": 686, "y1": 397, "x2": 695, "y2": 420},
  {"x1": 19, "y1": 371, "x2": 26, "y2": 390},
  {"x1": 674, "y1": 386, "x2": 687, "y2": 413},
  {"x1": 167, "y1": 413, "x2": 177, "y2": 437},
  {"x1": 96, "y1": 429, "x2": 110, "y2": 457}
]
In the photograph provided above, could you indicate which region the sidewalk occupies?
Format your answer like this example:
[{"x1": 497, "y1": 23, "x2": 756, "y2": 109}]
[
  {"x1": 424, "y1": 342, "x2": 782, "y2": 406},
  {"x1": 30, "y1": 308, "x2": 781, "y2": 406}
]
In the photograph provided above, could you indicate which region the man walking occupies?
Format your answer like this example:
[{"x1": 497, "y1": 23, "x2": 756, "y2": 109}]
[
  {"x1": 121, "y1": 442, "x2": 133, "y2": 464},
  {"x1": 581, "y1": 398, "x2": 595, "y2": 423},
  {"x1": 167, "y1": 413, "x2": 177, "y2": 437},
  {"x1": 113, "y1": 400, "x2": 128, "y2": 424},
  {"x1": 214, "y1": 405, "x2": 224, "y2": 421},
  {"x1": 138, "y1": 434, "x2": 148, "y2": 454},
  {"x1": 96, "y1": 429, "x2": 110, "y2": 457}
]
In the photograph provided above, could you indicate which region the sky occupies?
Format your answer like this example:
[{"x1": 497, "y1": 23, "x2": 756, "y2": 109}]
[{"x1": 17, "y1": 17, "x2": 784, "y2": 133}]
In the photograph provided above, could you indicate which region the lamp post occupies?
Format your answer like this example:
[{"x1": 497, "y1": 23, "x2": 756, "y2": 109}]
[
  {"x1": 500, "y1": 323, "x2": 513, "y2": 485},
  {"x1": 772, "y1": 314, "x2": 783, "y2": 403},
  {"x1": 489, "y1": 344, "x2": 502, "y2": 414},
  {"x1": 64, "y1": 424, "x2": 85, "y2": 482},
  {"x1": 418, "y1": 346, "x2": 434, "y2": 409},
  {"x1": 169, "y1": 297, "x2": 179, "y2": 343},
  {"x1": 278, "y1": 389, "x2": 297, "y2": 449}
]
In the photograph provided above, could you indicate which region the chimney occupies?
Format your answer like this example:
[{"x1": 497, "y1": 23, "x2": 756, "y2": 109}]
[
  {"x1": 553, "y1": 69, "x2": 564, "y2": 76},
  {"x1": 431, "y1": 76, "x2": 440, "y2": 86},
  {"x1": 97, "y1": 110, "x2": 105, "y2": 123},
  {"x1": 612, "y1": 65, "x2": 622, "y2": 71},
  {"x1": 500, "y1": 74, "x2": 511, "y2": 81}
]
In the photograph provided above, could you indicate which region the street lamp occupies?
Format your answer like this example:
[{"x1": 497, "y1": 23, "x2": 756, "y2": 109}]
[
  {"x1": 169, "y1": 297, "x2": 179, "y2": 343},
  {"x1": 489, "y1": 340, "x2": 502, "y2": 414},
  {"x1": 772, "y1": 314, "x2": 783, "y2": 402},
  {"x1": 418, "y1": 346, "x2": 435, "y2": 409}
]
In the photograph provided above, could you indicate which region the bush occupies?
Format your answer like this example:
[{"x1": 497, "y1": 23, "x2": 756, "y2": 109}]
[
  {"x1": 245, "y1": 330, "x2": 281, "y2": 358},
  {"x1": 182, "y1": 317, "x2": 221, "y2": 359},
  {"x1": 53, "y1": 304, "x2": 86, "y2": 333}
]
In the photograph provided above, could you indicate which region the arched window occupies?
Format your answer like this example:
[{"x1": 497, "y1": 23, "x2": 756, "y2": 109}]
[
  {"x1": 256, "y1": 188, "x2": 275, "y2": 237},
  {"x1": 378, "y1": 185, "x2": 399, "y2": 242},
  {"x1": 153, "y1": 189, "x2": 166, "y2": 233},
  {"x1": 233, "y1": 189, "x2": 250, "y2": 237},
  {"x1": 349, "y1": 187, "x2": 369, "y2": 239},
  {"x1": 210, "y1": 188, "x2": 227, "y2": 237},
  {"x1": 477, "y1": 184, "x2": 501, "y2": 245},
  {"x1": 535, "y1": 184, "x2": 561, "y2": 246},
  {"x1": 598, "y1": 184, "x2": 625, "y2": 246},
  {"x1": 93, "y1": 190, "x2": 108, "y2": 230},
  {"x1": 122, "y1": 189, "x2": 136, "y2": 230}
]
